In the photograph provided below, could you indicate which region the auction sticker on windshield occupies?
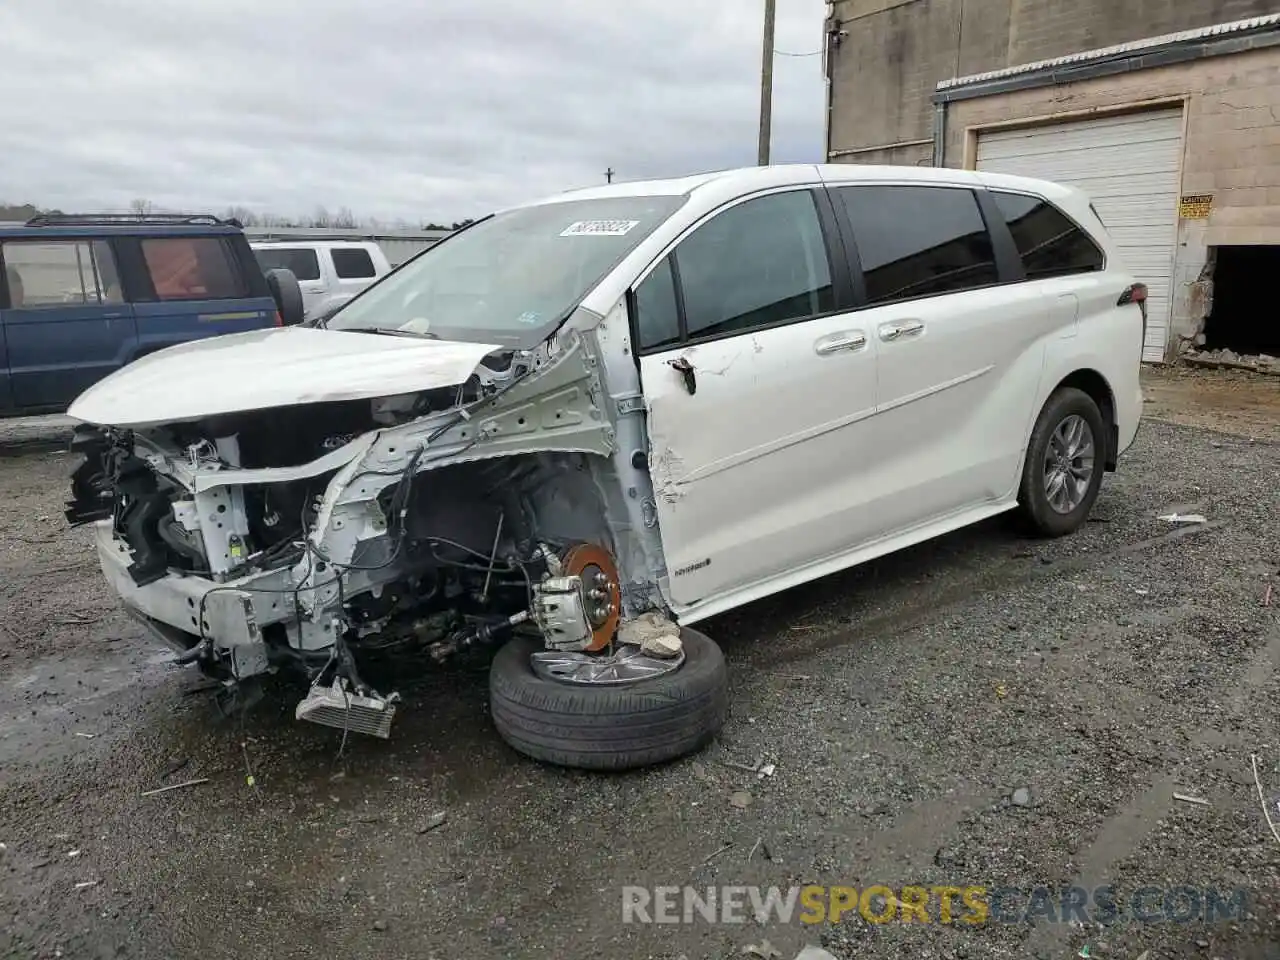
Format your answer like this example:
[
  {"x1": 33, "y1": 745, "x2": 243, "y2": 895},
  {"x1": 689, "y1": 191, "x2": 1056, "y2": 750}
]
[{"x1": 560, "y1": 219, "x2": 640, "y2": 237}]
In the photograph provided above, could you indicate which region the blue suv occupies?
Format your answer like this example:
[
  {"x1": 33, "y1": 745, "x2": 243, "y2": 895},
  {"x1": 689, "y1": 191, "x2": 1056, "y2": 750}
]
[{"x1": 0, "y1": 213, "x2": 303, "y2": 416}]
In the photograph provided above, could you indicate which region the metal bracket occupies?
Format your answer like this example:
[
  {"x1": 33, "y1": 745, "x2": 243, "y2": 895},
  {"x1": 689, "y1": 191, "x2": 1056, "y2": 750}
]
[{"x1": 615, "y1": 394, "x2": 645, "y2": 416}]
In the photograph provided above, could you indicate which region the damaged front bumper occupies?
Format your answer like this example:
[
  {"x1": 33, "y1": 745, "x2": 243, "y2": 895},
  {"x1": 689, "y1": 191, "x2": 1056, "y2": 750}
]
[
  {"x1": 71, "y1": 326, "x2": 672, "y2": 741},
  {"x1": 94, "y1": 520, "x2": 289, "y2": 678}
]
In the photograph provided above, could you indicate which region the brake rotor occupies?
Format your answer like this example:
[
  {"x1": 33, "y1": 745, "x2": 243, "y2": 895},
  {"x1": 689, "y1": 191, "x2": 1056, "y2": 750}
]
[{"x1": 559, "y1": 543, "x2": 621, "y2": 652}]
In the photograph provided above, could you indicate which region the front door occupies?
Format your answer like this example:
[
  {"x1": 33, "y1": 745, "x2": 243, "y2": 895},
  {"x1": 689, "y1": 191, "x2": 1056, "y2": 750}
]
[
  {"x1": 634, "y1": 188, "x2": 880, "y2": 613},
  {"x1": 1, "y1": 238, "x2": 137, "y2": 411}
]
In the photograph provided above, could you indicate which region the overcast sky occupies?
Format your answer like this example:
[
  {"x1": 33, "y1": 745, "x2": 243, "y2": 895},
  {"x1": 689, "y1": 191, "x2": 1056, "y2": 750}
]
[{"x1": 0, "y1": 0, "x2": 828, "y2": 222}]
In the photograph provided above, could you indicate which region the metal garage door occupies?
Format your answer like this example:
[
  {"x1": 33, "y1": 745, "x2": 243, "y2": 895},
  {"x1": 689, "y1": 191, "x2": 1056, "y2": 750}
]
[{"x1": 976, "y1": 109, "x2": 1184, "y2": 363}]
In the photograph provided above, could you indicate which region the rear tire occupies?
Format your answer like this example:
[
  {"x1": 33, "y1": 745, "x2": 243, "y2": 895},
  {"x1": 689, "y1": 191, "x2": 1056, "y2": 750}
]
[
  {"x1": 489, "y1": 627, "x2": 728, "y2": 771},
  {"x1": 1016, "y1": 387, "x2": 1107, "y2": 538}
]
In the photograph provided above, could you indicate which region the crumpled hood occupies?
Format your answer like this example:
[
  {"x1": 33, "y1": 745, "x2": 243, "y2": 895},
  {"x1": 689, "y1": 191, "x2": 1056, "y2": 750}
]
[{"x1": 68, "y1": 326, "x2": 504, "y2": 428}]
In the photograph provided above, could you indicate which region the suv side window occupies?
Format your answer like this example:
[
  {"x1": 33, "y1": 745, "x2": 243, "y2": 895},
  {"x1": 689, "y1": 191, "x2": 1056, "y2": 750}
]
[
  {"x1": 2, "y1": 240, "x2": 124, "y2": 308},
  {"x1": 991, "y1": 191, "x2": 1105, "y2": 279},
  {"x1": 673, "y1": 190, "x2": 834, "y2": 342},
  {"x1": 140, "y1": 237, "x2": 247, "y2": 301},
  {"x1": 836, "y1": 185, "x2": 999, "y2": 306},
  {"x1": 332, "y1": 248, "x2": 377, "y2": 279},
  {"x1": 255, "y1": 247, "x2": 321, "y2": 281}
]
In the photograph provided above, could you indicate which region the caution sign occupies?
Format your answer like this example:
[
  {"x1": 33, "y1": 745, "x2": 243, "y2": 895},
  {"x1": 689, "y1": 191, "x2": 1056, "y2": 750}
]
[{"x1": 1179, "y1": 194, "x2": 1213, "y2": 219}]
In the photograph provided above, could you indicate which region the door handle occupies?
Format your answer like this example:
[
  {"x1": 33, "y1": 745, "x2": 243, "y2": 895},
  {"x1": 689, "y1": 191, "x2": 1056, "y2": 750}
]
[
  {"x1": 668, "y1": 356, "x2": 696, "y2": 395},
  {"x1": 879, "y1": 320, "x2": 925, "y2": 342},
  {"x1": 814, "y1": 331, "x2": 867, "y2": 356}
]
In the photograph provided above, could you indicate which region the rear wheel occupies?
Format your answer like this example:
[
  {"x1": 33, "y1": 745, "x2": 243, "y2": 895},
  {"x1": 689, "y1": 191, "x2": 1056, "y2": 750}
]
[
  {"x1": 1016, "y1": 387, "x2": 1106, "y2": 537},
  {"x1": 489, "y1": 627, "x2": 728, "y2": 771}
]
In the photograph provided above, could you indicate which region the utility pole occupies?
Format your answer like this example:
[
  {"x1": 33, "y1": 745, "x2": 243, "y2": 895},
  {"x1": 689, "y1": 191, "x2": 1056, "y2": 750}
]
[
  {"x1": 605, "y1": 167, "x2": 615, "y2": 184},
  {"x1": 757, "y1": 0, "x2": 777, "y2": 166}
]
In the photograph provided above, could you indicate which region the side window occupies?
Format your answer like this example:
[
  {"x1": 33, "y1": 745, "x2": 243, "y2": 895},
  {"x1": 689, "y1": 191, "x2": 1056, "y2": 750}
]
[
  {"x1": 674, "y1": 190, "x2": 834, "y2": 341},
  {"x1": 254, "y1": 247, "x2": 321, "y2": 281},
  {"x1": 837, "y1": 186, "x2": 999, "y2": 306},
  {"x1": 632, "y1": 256, "x2": 681, "y2": 351},
  {"x1": 141, "y1": 237, "x2": 247, "y2": 301},
  {"x1": 2, "y1": 240, "x2": 124, "y2": 308},
  {"x1": 991, "y1": 191, "x2": 1105, "y2": 279},
  {"x1": 332, "y1": 248, "x2": 377, "y2": 279}
]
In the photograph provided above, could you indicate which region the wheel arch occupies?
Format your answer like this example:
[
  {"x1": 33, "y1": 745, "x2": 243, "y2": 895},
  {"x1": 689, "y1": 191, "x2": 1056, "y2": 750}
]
[{"x1": 1047, "y1": 368, "x2": 1117, "y2": 472}]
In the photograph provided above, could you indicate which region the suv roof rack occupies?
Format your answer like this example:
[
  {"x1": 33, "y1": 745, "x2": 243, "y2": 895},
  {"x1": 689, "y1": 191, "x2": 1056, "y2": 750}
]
[{"x1": 24, "y1": 212, "x2": 236, "y2": 227}]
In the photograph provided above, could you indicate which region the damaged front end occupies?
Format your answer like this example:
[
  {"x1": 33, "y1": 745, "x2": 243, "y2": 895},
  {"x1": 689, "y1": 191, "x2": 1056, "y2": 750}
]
[{"x1": 66, "y1": 326, "x2": 669, "y2": 738}]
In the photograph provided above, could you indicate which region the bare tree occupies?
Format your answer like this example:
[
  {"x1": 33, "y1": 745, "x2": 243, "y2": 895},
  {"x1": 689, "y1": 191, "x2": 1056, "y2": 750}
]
[
  {"x1": 332, "y1": 206, "x2": 358, "y2": 229},
  {"x1": 130, "y1": 198, "x2": 153, "y2": 217},
  {"x1": 222, "y1": 205, "x2": 260, "y2": 227}
]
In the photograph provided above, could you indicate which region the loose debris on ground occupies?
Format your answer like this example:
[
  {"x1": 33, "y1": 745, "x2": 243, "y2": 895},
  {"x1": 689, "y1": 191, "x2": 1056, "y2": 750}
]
[{"x1": 1181, "y1": 347, "x2": 1280, "y2": 376}]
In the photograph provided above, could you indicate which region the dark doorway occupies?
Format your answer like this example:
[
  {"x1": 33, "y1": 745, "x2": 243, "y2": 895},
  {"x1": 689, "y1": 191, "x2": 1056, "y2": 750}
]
[{"x1": 1202, "y1": 246, "x2": 1280, "y2": 355}]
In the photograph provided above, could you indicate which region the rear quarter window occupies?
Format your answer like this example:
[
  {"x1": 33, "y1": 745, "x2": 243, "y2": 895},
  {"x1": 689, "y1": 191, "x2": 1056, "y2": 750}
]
[
  {"x1": 331, "y1": 247, "x2": 376, "y2": 279},
  {"x1": 990, "y1": 191, "x2": 1105, "y2": 279},
  {"x1": 141, "y1": 237, "x2": 249, "y2": 301}
]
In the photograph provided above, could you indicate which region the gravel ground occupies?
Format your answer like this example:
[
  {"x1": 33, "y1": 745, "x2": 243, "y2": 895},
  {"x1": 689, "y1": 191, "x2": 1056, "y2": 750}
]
[{"x1": 1, "y1": 376, "x2": 1278, "y2": 960}]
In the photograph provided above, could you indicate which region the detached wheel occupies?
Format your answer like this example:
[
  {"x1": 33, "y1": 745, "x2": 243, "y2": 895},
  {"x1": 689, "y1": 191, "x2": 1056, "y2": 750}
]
[
  {"x1": 489, "y1": 628, "x2": 728, "y2": 771},
  {"x1": 1017, "y1": 386, "x2": 1106, "y2": 537}
]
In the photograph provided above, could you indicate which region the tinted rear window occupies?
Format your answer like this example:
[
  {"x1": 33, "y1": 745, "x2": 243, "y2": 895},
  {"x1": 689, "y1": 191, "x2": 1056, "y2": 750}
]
[
  {"x1": 332, "y1": 248, "x2": 376, "y2": 279},
  {"x1": 991, "y1": 192, "x2": 1105, "y2": 279},
  {"x1": 141, "y1": 237, "x2": 248, "y2": 301},
  {"x1": 254, "y1": 247, "x2": 321, "y2": 281},
  {"x1": 837, "y1": 185, "x2": 999, "y2": 306}
]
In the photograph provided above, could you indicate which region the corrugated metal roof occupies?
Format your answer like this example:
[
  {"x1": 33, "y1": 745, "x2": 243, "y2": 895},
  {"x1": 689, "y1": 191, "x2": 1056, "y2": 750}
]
[{"x1": 937, "y1": 13, "x2": 1280, "y2": 91}]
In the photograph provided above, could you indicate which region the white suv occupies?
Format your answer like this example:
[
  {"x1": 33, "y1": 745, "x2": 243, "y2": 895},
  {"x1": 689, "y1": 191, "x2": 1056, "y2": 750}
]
[
  {"x1": 64, "y1": 164, "x2": 1144, "y2": 769},
  {"x1": 250, "y1": 240, "x2": 391, "y2": 321}
]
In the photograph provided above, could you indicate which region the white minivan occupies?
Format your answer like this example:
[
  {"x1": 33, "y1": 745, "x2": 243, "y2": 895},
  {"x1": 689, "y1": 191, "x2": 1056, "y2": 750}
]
[
  {"x1": 65, "y1": 164, "x2": 1145, "y2": 770},
  {"x1": 250, "y1": 240, "x2": 391, "y2": 321}
]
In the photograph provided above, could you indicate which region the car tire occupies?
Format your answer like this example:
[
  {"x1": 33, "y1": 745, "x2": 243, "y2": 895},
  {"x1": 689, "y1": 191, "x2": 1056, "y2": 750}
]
[
  {"x1": 1016, "y1": 386, "x2": 1107, "y2": 538},
  {"x1": 489, "y1": 627, "x2": 729, "y2": 771}
]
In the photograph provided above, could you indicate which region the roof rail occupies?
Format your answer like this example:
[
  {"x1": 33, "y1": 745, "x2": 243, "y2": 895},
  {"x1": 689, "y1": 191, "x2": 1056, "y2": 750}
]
[{"x1": 24, "y1": 212, "x2": 234, "y2": 227}]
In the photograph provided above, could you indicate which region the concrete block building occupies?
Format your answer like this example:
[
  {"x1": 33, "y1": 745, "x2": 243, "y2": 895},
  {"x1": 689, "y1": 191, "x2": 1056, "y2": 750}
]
[{"x1": 823, "y1": 0, "x2": 1280, "y2": 363}]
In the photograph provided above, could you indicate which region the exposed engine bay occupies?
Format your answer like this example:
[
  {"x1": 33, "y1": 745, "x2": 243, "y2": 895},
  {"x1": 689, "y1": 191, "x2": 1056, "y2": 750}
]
[{"x1": 64, "y1": 328, "x2": 675, "y2": 738}]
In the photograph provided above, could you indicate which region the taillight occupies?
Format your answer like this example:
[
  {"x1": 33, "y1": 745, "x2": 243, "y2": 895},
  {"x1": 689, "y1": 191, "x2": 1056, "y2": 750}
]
[
  {"x1": 1118, "y1": 282, "x2": 1147, "y2": 310},
  {"x1": 272, "y1": 310, "x2": 283, "y2": 327},
  {"x1": 1118, "y1": 283, "x2": 1148, "y2": 345}
]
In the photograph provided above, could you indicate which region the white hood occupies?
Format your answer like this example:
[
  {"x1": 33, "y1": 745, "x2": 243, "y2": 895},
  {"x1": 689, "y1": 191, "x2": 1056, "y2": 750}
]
[{"x1": 68, "y1": 327, "x2": 503, "y2": 428}]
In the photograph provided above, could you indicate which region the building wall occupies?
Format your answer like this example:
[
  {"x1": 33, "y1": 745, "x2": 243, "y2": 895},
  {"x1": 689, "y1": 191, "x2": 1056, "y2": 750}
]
[
  {"x1": 939, "y1": 46, "x2": 1280, "y2": 353},
  {"x1": 826, "y1": 0, "x2": 1279, "y2": 164}
]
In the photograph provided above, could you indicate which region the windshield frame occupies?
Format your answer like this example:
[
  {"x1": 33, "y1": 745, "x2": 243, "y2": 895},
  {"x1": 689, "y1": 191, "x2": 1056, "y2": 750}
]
[{"x1": 322, "y1": 195, "x2": 689, "y2": 349}]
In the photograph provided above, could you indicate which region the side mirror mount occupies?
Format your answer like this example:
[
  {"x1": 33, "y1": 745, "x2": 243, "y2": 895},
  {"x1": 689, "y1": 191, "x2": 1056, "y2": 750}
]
[{"x1": 264, "y1": 268, "x2": 305, "y2": 326}]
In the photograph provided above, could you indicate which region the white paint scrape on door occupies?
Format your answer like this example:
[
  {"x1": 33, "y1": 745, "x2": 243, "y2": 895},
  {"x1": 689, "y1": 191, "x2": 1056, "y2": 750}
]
[{"x1": 976, "y1": 108, "x2": 1184, "y2": 363}]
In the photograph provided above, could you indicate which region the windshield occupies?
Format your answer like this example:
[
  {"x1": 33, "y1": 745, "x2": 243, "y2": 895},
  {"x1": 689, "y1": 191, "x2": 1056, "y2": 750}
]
[{"x1": 326, "y1": 195, "x2": 687, "y2": 346}]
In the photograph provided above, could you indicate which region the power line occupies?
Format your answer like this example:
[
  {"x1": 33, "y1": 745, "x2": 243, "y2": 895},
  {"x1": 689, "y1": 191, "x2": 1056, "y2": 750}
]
[{"x1": 775, "y1": 48, "x2": 823, "y2": 57}]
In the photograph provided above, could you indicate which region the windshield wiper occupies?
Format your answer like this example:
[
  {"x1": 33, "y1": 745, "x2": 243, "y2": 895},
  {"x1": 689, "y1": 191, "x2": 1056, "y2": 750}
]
[{"x1": 343, "y1": 327, "x2": 439, "y2": 340}]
